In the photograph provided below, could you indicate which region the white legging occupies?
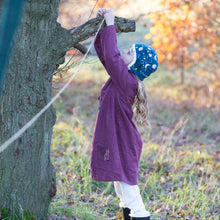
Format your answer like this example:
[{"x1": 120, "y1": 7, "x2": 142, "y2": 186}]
[{"x1": 114, "y1": 181, "x2": 150, "y2": 218}]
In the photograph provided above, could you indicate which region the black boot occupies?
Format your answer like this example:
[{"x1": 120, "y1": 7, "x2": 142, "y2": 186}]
[
  {"x1": 130, "y1": 216, "x2": 150, "y2": 220},
  {"x1": 122, "y1": 207, "x2": 131, "y2": 220}
]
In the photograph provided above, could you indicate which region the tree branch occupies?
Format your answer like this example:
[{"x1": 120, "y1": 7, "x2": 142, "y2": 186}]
[
  {"x1": 55, "y1": 16, "x2": 135, "y2": 61},
  {"x1": 74, "y1": 43, "x2": 91, "y2": 55},
  {"x1": 70, "y1": 16, "x2": 136, "y2": 43}
]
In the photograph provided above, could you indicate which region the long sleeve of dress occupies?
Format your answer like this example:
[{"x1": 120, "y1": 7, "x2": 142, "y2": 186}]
[
  {"x1": 97, "y1": 25, "x2": 137, "y2": 96},
  {"x1": 94, "y1": 33, "x2": 106, "y2": 67}
]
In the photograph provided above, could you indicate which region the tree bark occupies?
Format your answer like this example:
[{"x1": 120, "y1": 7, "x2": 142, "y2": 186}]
[
  {"x1": 0, "y1": 1, "x2": 60, "y2": 219},
  {"x1": 0, "y1": 1, "x2": 135, "y2": 219}
]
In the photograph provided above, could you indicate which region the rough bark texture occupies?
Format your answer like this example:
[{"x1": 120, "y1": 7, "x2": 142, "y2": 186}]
[
  {"x1": 0, "y1": 1, "x2": 61, "y2": 219},
  {"x1": 0, "y1": 1, "x2": 135, "y2": 219}
]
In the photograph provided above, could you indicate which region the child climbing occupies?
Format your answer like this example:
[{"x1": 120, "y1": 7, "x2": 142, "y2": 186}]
[{"x1": 90, "y1": 8, "x2": 158, "y2": 220}]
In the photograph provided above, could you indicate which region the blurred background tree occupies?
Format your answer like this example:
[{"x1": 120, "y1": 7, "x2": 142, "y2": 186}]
[{"x1": 145, "y1": 0, "x2": 220, "y2": 86}]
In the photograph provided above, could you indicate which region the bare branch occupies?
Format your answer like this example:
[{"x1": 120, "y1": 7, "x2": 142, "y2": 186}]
[{"x1": 74, "y1": 43, "x2": 91, "y2": 55}]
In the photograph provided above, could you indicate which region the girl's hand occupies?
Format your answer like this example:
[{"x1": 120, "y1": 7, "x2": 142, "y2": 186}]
[
  {"x1": 104, "y1": 9, "x2": 115, "y2": 26},
  {"x1": 97, "y1": 8, "x2": 107, "y2": 17},
  {"x1": 97, "y1": 8, "x2": 115, "y2": 26}
]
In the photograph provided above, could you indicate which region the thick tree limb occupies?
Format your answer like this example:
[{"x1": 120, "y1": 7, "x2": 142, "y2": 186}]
[
  {"x1": 55, "y1": 16, "x2": 135, "y2": 61},
  {"x1": 70, "y1": 16, "x2": 136, "y2": 44}
]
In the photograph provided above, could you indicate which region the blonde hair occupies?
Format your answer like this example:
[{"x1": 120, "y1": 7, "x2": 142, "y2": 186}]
[{"x1": 132, "y1": 78, "x2": 150, "y2": 128}]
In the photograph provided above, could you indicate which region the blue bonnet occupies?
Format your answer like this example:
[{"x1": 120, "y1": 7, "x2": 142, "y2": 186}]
[{"x1": 128, "y1": 44, "x2": 158, "y2": 81}]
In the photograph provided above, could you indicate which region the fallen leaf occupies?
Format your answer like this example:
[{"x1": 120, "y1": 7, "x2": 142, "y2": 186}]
[
  {"x1": 75, "y1": 128, "x2": 81, "y2": 132},
  {"x1": 116, "y1": 212, "x2": 122, "y2": 219},
  {"x1": 65, "y1": 104, "x2": 74, "y2": 114},
  {"x1": 178, "y1": 211, "x2": 185, "y2": 216}
]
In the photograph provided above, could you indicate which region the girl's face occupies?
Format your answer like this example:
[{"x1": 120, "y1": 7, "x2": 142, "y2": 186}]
[{"x1": 121, "y1": 47, "x2": 134, "y2": 66}]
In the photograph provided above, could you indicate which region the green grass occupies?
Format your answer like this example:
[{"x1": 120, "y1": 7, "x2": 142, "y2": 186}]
[
  {"x1": 47, "y1": 55, "x2": 220, "y2": 220},
  {"x1": 0, "y1": 208, "x2": 35, "y2": 220}
]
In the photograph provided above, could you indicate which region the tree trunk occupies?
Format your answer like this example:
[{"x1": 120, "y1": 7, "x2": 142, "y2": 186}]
[
  {"x1": 0, "y1": 1, "x2": 135, "y2": 219},
  {"x1": 0, "y1": 1, "x2": 62, "y2": 219}
]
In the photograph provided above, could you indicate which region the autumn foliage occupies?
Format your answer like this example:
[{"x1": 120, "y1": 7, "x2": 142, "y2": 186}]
[{"x1": 146, "y1": 0, "x2": 220, "y2": 84}]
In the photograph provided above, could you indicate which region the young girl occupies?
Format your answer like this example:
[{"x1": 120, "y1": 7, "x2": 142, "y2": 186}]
[{"x1": 90, "y1": 8, "x2": 158, "y2": 220}]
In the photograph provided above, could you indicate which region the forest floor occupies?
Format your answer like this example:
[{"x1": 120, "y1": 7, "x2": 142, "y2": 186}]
[{"x1": 47, "y1": 52, "x2": 220, "y2": 220}]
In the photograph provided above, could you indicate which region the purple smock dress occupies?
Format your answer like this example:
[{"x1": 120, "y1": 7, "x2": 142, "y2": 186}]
[{"x1": 90, "y1": 25, "x2": 143, "y2": 185}]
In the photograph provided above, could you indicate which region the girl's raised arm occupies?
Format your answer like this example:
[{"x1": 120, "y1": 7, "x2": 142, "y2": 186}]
[{"x1": 100, "y1": 24, "x2": 137, "y2": 96}]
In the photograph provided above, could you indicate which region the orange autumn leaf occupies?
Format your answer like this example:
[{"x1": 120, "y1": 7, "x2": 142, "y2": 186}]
[
  {"x1": 212, "y1": 81, "x2": 219, "y2": 89},
  {"x1": 196, "y1": 69, "x2": 202, "y2": 74},
  {"x1": 167, "y1": 53, "x2": 172, "y2": 60},
  {"x1": 150, "y1": 27, "x2": 158, "y2": 35},
  {"x1": 145, "y1": 33, "x2": 152, "y2": 40},
  {"x1": 116, "y1": 212, "x2": 122, "y2": 219},
  {"x1": 179, "y1": 211, "x2": 185, "y2": 217},
  {"x1": 193, "y1": 51, "x2": 200, "y2": 58},
  {"x1": 75, "y1": 128, "x2": 81, "y2": 132}
]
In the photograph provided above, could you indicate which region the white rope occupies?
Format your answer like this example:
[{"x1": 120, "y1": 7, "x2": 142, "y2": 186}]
[{"x1": 0, "y1": 19, "x2": 105, "y2": 153}]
